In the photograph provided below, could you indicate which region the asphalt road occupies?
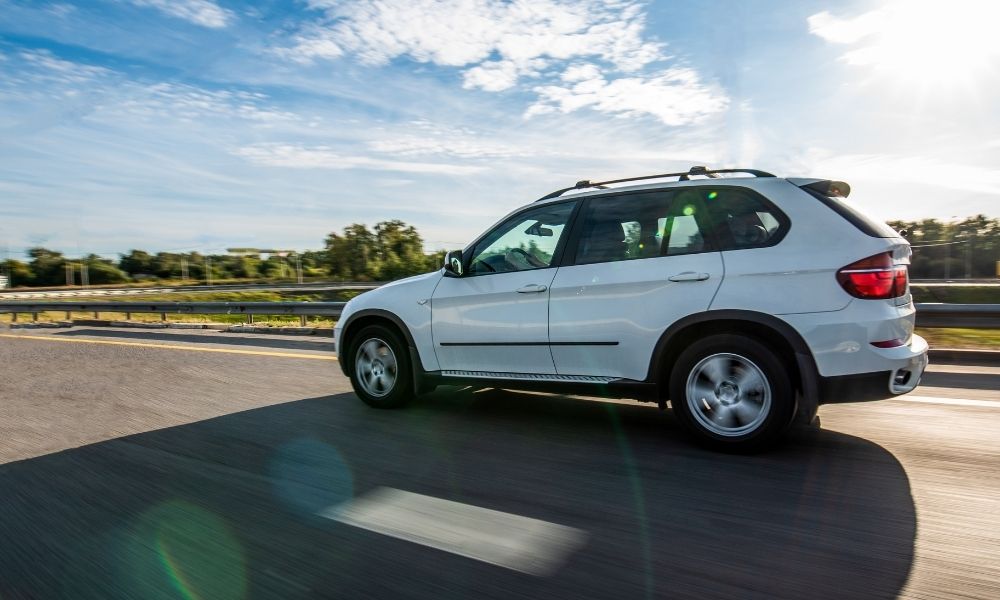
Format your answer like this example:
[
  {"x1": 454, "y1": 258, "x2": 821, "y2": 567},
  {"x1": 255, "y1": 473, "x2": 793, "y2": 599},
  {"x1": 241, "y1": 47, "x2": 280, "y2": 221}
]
[{"x1": 1, "y1": 327, "x2": 998, "y2": 600}]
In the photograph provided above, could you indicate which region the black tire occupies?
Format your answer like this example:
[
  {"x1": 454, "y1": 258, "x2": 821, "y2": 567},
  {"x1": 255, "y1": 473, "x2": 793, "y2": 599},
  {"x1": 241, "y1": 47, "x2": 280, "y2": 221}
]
[
  {"x1": 348, "y1": 324, "x2": 413, "y2": 409},
  {"x1": 669, "y1": 334, "x2": 794, "y2": 452}
]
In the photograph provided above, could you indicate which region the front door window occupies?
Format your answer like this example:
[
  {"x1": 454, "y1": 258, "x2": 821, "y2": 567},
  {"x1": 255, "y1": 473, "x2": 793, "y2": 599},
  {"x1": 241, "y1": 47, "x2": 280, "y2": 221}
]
[{"x1": 467, "y1": 202, "x2": 575, "y2": 275}]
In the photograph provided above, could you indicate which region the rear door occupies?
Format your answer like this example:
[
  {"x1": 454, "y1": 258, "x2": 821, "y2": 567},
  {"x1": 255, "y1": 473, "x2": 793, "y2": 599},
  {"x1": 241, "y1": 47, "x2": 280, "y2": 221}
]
[{"x1": 548, "y1": 189, "x2": 723, "y2": 381}]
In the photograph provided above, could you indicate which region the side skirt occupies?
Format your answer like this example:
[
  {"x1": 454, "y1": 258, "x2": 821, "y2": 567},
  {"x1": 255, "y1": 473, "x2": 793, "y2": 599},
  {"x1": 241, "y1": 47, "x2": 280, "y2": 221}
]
[{"x1": 417, "y1": 370, "x2": 660, "y2": 402}]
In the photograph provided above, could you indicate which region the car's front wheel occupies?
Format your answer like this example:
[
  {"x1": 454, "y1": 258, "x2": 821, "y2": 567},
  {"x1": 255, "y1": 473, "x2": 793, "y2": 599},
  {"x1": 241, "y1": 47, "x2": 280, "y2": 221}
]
[
  {"x1": 348, "y1": 324, "x2": 413, "y2": 409},
  {"x1": 669, "y1": 334, "x2": 794, "y2": 452}
]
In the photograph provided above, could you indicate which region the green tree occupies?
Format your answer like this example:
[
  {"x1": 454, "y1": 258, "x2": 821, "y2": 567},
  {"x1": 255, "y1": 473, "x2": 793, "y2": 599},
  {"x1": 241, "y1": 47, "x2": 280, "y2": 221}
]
[
  {"x1": 82, "y1": 255, "x2": 128, "y2": 285},
  {"x1": 1, "y1": 259, "x2": 33, "y2": 287},
  {"x1": 151, "y1": 252, "x2": 184, "y2": 279},
  {"x1": 889, "y1": 215, "x2": 999, "y2": 279},
  {"x1": 424, "y1": 250, "x2": 447, "y2": 272},
  {"x1": 118, "y1": 250, "x2": 154, "y2": 277},
  {"x1": 373, "y1": 220, "x2": 428, "y2": 280},
  {"x1": 27, "y1": 247, "x2": 67, "y2": 286},
  {"x1": 325, "y1": 224, "x2": 379, "y2": 280}
]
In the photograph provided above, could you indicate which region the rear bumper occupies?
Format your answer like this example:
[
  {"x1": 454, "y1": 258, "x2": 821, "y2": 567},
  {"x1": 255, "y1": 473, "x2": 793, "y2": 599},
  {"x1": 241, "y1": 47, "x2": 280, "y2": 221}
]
[
  {"x1": 780, "y1": 298, "x2": 919, "y2": 378},
  {"x1": 818, "y1": 340, "x2": 928, "y2": 404}
]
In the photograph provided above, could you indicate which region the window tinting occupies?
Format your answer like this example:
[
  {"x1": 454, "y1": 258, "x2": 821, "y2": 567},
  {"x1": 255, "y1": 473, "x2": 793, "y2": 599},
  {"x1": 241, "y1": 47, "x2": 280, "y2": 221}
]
[
  {"x1": 699, "y1": 187, "x2": 789, "y2": 250},
  {"x1": 467, "y1": 201, "x2": 574, "y2": 275},
  {"x1": 573, "y1": 191, "x2": 714, "y2": 265}
]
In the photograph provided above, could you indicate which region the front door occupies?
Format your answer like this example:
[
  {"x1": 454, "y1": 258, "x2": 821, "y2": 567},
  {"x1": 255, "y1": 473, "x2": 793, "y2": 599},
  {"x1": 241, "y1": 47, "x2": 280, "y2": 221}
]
[{"x1": 431, "y1": 200, "x2": 576, "y2": 374}]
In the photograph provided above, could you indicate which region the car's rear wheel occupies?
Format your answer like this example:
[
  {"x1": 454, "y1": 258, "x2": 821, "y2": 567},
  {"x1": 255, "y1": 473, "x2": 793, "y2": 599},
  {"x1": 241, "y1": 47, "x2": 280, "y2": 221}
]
[
  {"x1": 349, "y1": 324, "x2": 413, "y2": 409},
  {"x1": 669, "y1": 334, "x2": 793, "y2": 452}
]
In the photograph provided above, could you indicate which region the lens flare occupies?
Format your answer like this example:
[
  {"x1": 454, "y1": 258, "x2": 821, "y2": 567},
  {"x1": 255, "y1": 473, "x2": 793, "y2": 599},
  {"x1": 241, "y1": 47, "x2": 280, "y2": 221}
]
[
  {"x1": 116, "y1": 501, "x2": 247, "y2": 600},
  {"x1": 269, "y1": 438, "x2": 354, "y2": 516}
]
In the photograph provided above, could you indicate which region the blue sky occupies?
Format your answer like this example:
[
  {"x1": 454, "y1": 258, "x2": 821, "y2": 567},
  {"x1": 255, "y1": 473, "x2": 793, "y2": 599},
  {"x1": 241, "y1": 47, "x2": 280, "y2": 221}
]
[{"x1": 1, "y1": 0, "x2": 999, "y2": 258}]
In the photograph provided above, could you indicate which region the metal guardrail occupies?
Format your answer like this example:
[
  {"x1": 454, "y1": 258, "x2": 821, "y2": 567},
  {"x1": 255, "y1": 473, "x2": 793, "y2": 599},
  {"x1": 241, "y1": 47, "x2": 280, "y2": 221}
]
[
  {"x1": 0, "y1": 281, "x2": 382, "y2": 300},
  {"x1": 0, "y1": 301, "x2": 346, "y2": 326},
  {"x1": 913, "y1": 304, "x2": 1000, "y2": 329},
  {"x1": 0, "y1": 301, "x2": 998, "y2": 328}
]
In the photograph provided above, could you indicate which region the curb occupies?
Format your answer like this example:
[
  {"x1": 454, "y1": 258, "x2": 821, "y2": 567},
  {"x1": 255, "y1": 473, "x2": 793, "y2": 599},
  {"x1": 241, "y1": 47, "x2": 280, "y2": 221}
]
[
  {"x1": 7, "y1": 321, "x2": 73, "y2": 329},
  {"x1": 226, "y1": 325, "x2": 315, "y2": 335},
  {"x1": 929, "y1": 348, "x2": 1000, "y2": 366},
  {"x1": 110, "y1": 321, "x2": 169, "y2": 329}
]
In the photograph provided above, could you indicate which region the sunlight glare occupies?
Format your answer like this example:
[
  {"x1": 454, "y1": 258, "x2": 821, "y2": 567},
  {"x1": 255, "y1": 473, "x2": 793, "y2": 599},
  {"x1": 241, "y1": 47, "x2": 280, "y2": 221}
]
[{"x1": 823, "y1": 1, "x2": 1000, "y2": 86}]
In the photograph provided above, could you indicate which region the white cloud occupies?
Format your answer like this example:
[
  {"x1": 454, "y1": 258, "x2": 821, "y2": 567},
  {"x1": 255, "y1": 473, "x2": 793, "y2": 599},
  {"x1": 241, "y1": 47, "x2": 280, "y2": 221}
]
[
  {"x1": 527, "y1": 66, "x2": 728, "y2": 126},
  {"x1": 18, "y1": 50, "x2": 111, "y2": 84},
  {"x1": 233, "y1": 143, "x2": 485, "y2": 175},
  {"x1": 115, "y1": 83, "x2": 298, "y2": 124},
  {"x1": 287, "y1": 0, "x2": 662, "y2": 81},
  {"x1": 366, "y1": 120, "x2": 525, "y2": 158},
  {"x1": 45, "y1": 3, "x2": 77, "y2": 18},
  {"x1": 462, "y1": 60, "x2": 529, "y2": 92},
  {"x1": 278, "y1": 1, "x2": 727, "y2": 126},
  {"x1": 129, "y1": 0, "x2": 233, "y2": 29},
  {"x1": 807, "y1": 2, "x2": 1000, "y2": 82},
  {"x1": 0, "y1": 50, "x2": 302, "y2": 137},
  {"x1": 807, "y1": 9, "x2": 886, "y2": 45}
]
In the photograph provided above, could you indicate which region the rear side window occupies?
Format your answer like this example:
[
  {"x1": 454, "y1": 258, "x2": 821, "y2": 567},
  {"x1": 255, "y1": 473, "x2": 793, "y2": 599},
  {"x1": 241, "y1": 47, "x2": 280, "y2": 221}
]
[
  {"x1": 694, "y1": 187, "x2": 789, "y2": 250},
  {"x1": 571, "y1": 190, "x2": 715, "y2": 265}
]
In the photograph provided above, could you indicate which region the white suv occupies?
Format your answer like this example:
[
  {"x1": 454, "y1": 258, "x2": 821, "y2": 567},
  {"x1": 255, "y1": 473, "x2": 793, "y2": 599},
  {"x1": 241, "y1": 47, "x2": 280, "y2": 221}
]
[{"x1": 335, "y1": 167, "x2": 928, "y2": 451}]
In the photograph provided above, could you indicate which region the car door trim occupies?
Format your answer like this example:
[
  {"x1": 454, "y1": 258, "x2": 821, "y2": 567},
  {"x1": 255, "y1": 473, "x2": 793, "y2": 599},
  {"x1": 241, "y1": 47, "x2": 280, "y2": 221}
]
[{"x1": 438, "y1": 341, "x2": 619, "y2": 347}]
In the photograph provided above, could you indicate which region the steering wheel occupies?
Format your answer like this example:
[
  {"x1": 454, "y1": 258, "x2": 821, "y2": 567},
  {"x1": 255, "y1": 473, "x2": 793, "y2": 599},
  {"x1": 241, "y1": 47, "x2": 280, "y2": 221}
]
[{"x1": 505, "y1": 247, "x2": 546, "y2": 269}]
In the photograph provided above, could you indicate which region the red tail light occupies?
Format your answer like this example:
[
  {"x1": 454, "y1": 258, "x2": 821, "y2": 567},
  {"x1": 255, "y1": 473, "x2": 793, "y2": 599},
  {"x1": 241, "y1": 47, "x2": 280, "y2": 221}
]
[{"x1": 837, "y1": 252, "x2": 908, "y2": 299}]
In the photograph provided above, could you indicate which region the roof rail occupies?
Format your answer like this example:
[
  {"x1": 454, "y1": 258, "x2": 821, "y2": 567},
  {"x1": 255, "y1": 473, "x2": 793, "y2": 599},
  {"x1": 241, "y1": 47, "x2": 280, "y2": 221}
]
[{"x1": 535, "y1": 166, "x2": 776, "y2": 201}]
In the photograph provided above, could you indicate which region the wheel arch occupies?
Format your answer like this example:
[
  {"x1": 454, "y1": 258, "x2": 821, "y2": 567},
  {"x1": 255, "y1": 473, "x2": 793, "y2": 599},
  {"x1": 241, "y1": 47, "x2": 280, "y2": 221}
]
[
  {"x1": 339, "y1": 309, "x2": 418, "y2": 377},
  {"x1": 650, "y1": 310, "x2": 820, "y2": 422}
]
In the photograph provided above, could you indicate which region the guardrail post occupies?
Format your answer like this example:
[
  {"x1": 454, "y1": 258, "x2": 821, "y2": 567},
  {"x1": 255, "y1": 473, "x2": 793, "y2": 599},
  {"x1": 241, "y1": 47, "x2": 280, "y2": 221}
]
[
  {"x1": 65, "y1": 311, "x2": 71, "y2": 320},
  {"x1": 93, "y1": 311, "x2": 99, "y2": 319},
  {"x1": 300, "y1": 315, "x2": 307, "y2": 327},
  {"x1": 125, "y1": 311, "x2": 131, "y2": 320},
  {"x1": 32, "y1": 312, "x2": 38, "y2": 322},
  {"x1": 11, "y1": 313, "x2": 16, "y2": 322},
  {"x1": 161, "y1": 312, "x2": 166, "y2": 322},
  {"x1": 248, "y1": 314, "x2": 254, "y2": 324}
]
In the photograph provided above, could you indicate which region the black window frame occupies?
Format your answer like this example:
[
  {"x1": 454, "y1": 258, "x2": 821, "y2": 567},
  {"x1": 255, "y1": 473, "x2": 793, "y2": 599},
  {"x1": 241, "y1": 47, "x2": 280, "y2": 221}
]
[{"x1": 461, "y1": 198, "x2": 582, "y2": 277}]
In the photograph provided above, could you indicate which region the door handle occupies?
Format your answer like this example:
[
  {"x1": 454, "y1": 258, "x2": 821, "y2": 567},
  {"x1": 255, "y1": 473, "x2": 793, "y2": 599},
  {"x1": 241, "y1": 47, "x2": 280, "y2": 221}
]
[
  {"x1": 668, "y1": 271, "x2": 710, "y2": 282},
  {"x1": 516, "y1": 284, "x2": 548, "y2": 293}
]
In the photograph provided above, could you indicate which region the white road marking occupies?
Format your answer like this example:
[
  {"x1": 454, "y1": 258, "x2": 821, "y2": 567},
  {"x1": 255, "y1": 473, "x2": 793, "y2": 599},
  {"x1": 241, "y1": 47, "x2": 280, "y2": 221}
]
[
  {"x1": 902, "y1": 395, "x2": 1000, "y2": 408},
  {"x1": 318, "y1": 487, "x2": 587, "y2": 576}
]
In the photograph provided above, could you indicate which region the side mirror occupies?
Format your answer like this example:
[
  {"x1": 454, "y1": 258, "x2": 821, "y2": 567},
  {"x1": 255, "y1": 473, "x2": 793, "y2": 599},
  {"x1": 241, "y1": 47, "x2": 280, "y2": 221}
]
[{"x1": 443, "y1": 249, "x2": 464, "y2": 277}]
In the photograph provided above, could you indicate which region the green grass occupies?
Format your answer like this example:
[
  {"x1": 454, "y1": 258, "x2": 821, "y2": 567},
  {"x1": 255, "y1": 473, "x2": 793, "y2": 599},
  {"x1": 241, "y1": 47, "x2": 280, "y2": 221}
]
[
  {"x1": 911, "y1": 285, "x2": 1000, "y2": 304},
  {"x1": 916, "y1": 327, "x2": 1000, "y2": 350}
]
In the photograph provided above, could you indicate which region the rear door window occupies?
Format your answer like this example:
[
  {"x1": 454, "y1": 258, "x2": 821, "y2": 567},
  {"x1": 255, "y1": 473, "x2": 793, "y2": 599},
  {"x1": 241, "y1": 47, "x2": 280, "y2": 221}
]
[{"x1": 570, "y1": 190, "x2": 716, "y2": 265}]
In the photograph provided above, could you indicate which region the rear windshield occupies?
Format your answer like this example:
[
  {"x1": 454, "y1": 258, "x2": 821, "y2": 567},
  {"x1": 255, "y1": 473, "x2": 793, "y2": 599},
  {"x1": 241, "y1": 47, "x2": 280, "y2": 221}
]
[{"x1": 802, "y1": 188, "x2": 899, "y2": 238}]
